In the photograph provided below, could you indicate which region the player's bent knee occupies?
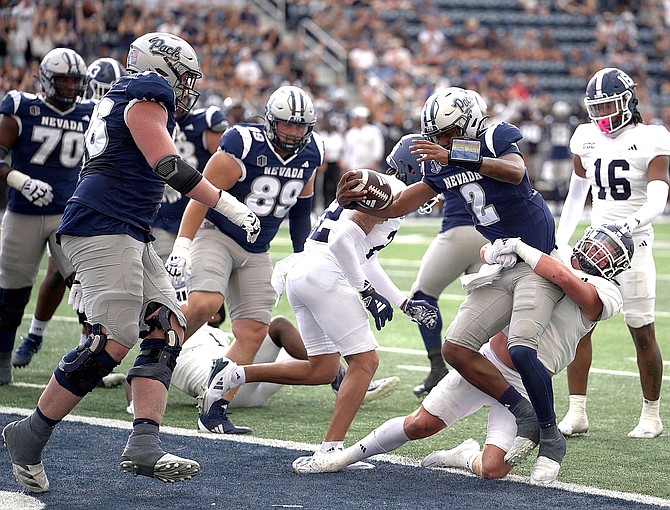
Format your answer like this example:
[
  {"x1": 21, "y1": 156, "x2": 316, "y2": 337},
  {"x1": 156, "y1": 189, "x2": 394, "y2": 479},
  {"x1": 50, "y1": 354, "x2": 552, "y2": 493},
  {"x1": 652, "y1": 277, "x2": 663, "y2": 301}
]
[
  {"x1": 127, "y1": 303, "x2": 182, "y2": 389},
  {"x1": 54, "y1": 325, "x2": 120, "y2": 397},
  {"x1": 480, "y1": 460, "x2": 511, "y2": 479},
  {"x1": 0, "y1": 287, "x2": 32, "y2": 329}
]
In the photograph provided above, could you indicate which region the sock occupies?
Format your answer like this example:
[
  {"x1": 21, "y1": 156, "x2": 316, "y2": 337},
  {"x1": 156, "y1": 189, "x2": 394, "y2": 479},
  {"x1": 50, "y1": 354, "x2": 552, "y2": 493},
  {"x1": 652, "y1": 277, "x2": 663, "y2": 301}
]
[
  {"x1": 464, "y1": 451, "x2": 480, "y2": 472},
  {"x1": 498, "y1": 385, "x2": 524, "y2": 408},
  {"x1": 34, "y1": 406, "x2": 60, "y2": 428},
  {"x1": 133, "y1": 418, "x2": 160, "y2": 428},
  {"x1": 508, "y1": 345, "x2": 556, "y2": 428},
  {"x1": 0, "y1": 328, "x2": 17, "y2": 353},
  {"x1": 354, "y1": 416, "x2": 409, "y2": 460},
  {"x1": 567, "y1": 394, "x2": 587, "y2": 415},
  {"x1": 232, "y1": 367, "x2": 246, "y2": 386},
  {"x1": 319, "y1": 441, "x2": 344, "y2": 454},
  {"x1": 428, "y1": 348, "x2": 446, "y2": 371},
  {"x1": 29, "y1": 318, "x2": 49, "y2": 337},
  {"x1": 641, "y1": 398, "x2": 661, "y2": 421}
]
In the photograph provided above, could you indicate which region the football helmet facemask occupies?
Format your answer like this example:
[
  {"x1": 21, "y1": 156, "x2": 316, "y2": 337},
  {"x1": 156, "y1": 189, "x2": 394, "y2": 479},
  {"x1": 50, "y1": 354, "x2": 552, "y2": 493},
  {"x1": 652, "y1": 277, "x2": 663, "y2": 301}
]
[
  {"x1": 465, "y1": 89, "x2": 489, "y2": 138},
  {"x1": 39, "y1": 48, "x2": 87, "y2": 108},
  {"x1": 584, "y1": 67, "x2": 638, "y2": 136},
  {"x1": 265, "y1": 85, "x2": 316, "y2": 154},
  {"x1": 421, "y1": 87, "x2": 476, "y2": 144},
  {"x1": 573, "y1": 224, "x2": 634, "y2": 280},
  {"x1": 85, "y1": 57, "x2": 127, "y2": 100},
  {"x1": 127, "y1": 32, "x2": 202, "y2": 117}
]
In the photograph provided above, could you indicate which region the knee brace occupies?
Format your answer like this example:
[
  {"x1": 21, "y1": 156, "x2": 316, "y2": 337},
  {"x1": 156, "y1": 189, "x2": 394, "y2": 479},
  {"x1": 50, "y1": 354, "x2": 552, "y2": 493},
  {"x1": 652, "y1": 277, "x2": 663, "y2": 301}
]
[
  {"x1": 126, "y1": 304, "x2": 181, "y2": 389},
  {"x1": 0, "y1": 287, "x2": 32, "y2": 329},
  {"x1": 54, "y1": 325, "x2": 120, "y2": 397}
]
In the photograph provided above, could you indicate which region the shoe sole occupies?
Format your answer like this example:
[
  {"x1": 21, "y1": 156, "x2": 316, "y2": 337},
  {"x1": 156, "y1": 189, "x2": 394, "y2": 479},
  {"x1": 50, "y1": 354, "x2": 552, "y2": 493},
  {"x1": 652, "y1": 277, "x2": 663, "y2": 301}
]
[
  {"x1": 363, "y1": 376, "x2": 400, "y2": 404},
  {"x1": 120, "y1": 454, "x2": 200, "y2": 483},
  {"x1": 504, "y1": 437, "x2": 538, "y2": 466}
]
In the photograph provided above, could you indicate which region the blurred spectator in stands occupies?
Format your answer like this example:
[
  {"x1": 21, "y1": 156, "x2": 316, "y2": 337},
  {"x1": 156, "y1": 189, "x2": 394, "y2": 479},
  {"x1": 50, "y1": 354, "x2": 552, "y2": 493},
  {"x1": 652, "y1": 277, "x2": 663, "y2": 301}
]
[
  {"x1": 235, "y1": 46, "x2": 263, "y2": 87},
  {"x1": 556, "y1": 0, "x2": 597, "y2": 16},
  {"x1": 348, "y1": 38, "x2": 377, "y2": 86},
  {"x1": 453, "y1": 17, "x2": 487, "y2": 59},
  {"x1": 316, "y1": 116, "x2": 345, "y2": 212},
  {"x1": 340, "y1": 106, "x2": 384, "y2": 172},
  {"x1": 417, "y1": 15, "x2": 448, "y2": 67},
  {"x1": 28, "y1": 22, "x2": 54, "y2": 62},
  {"x1": 6, "y1": 17, "x2": 27, "y2": 68}
]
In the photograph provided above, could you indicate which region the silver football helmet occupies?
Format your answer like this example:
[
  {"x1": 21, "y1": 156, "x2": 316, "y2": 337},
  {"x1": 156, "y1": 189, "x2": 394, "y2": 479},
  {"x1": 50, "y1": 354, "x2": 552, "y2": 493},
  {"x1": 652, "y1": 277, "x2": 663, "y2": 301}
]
[
  {"x1": 85, "y1": 57, "x2": 127, "y2": 100},
  {"x1": 465, "y1": 89, "x2": 489, "y2": 138},
  {"x1": 126, "y1": 32, "x2": 202, "y2": 116},
  {"x1": 421, "y1": 87, "x2": 476, "y2": 144},
  {"x1": 573, "y1": 224, "x2": 634, "y2": 279},
  {"x1": 584, "y1": 67, "x2": 638, "y2": 136},
  {"x1": 264, "y1": 85, "x2": 316, "y2": 154},
  {"x1": 39, "y1": 48, "x2": 87, "y2": 108}
]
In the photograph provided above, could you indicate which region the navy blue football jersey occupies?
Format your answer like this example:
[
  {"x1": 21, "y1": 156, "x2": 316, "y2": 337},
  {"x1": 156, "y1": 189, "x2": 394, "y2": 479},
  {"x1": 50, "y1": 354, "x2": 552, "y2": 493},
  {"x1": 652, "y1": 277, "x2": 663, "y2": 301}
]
[
  {"x1": 440, "y1": 193, "x2": 475, "y2": 233},
  {"x1": 58, "y1": 72, "x2": 177, "y2": 242},
  {"x1": 205, "y1": 123, "x2": 325, "y2": 253},
  {"x1": 422, "y1": 122, "x2": 555, "y2": 253},
  {"x1": 153, "y1": 106, "x2": 227, "y2": 234},
  {"x1": 0, "y1": 90, "x2": 94, "y2": 215}
]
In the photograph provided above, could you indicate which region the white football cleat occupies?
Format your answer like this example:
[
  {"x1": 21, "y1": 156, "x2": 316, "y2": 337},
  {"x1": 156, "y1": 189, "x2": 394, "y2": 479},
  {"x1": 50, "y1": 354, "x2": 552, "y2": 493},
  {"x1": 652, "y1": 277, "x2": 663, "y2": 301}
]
[
  {"x1": 530, "y1": 455, "x2": 561, "y2": 485},
  {"x1": 628, "y1": 418, "x2": 663, "y2": 439},
  {"x1": 363, "y1": 376, "x2": 400, "y2": 404},
  {"x1": 292, "y1": 450, "x2": 374, "y2": 474},
  {"x1": 421, "y1": 438, "x2": 480, "y2": 469},
  {"x1": 504, "y1": 435, "x2": 538, "y2": 466},
  {"x1": 199, "y1": 357, "x2": 238, "y2": 414},
  {"x1": 558, "y1": 412, "x2": 589, "y2": 437}
]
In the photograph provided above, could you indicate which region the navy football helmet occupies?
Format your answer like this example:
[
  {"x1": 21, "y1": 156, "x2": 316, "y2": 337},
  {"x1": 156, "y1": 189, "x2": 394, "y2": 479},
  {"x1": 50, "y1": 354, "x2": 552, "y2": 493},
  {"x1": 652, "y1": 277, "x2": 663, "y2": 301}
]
[
  {"x1": 573, "y1": 224, "x2": 634, "y2": 279},
  {"x1": 385, "y1": 133, "x2": 424, "y2": 185},
  {"x1": 39, "y1": 48, "x2": 87, "y2": 108},
  {"x1": 265, "y1": 85, "x2": 316, "y2": 154},
  {"x1": 584, "y1": 68, "x2": 638, "y2": 136},
  {"x1": 85, "y1": 57, "x2": 127, "y2": 100}
]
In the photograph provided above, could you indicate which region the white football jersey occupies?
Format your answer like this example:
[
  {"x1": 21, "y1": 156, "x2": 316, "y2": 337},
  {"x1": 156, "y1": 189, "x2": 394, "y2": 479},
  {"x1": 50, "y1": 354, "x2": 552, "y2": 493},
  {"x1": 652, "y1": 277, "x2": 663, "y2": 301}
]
[
  {"x1": 537, "y1": 268, "x2": 623, "y2": 374},
  {"x1": 570, "y1": 122, "x2": 670, "y2": 233}
]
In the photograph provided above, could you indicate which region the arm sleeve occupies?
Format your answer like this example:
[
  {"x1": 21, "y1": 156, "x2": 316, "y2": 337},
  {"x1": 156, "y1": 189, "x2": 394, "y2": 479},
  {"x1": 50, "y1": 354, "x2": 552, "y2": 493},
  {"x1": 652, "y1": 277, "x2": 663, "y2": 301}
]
[
  {"x1": 361, "y1": 257, "x2": 406, "y2": 308},
  {"x1": 625, "y1": 180, "x2": 669, "y2": 230},
  {"x1": 555, "y1": 172, "x2": 590, "y2": 246},
  {"x1": 329, "y1": 219, "x2": 369, "y2": 291},
  {"x1": 288, "y1": 194, "x2": 313, "y2": 252}
]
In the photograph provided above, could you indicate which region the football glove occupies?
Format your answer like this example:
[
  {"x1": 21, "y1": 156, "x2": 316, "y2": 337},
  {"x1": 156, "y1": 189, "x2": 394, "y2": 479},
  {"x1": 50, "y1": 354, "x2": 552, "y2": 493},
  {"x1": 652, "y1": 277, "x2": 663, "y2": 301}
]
[
  {"x1": 241, "y1": 212, "x2": 261, "y2": 244},
  {"x1": 165, "y1": 236, "x2": 192, "y2": 278},
  {"x1": 67, "y1": 280, "x2": 85, "y2": 314},
  {"x1": 401, "y1": 299, "x2": 439, "y2": 329},
  {"x1": 483, "y1": 238, "x2": 520, "y2": 269},
  {"x1": 21, "y1": 178, "x2": 54, "y2": 207},
  {"x1": 359, "y1": 280, "x2": 393, "y2": 331},
  {"x1": 162, "y1": 184, "x2": 182, "y2": 204}
]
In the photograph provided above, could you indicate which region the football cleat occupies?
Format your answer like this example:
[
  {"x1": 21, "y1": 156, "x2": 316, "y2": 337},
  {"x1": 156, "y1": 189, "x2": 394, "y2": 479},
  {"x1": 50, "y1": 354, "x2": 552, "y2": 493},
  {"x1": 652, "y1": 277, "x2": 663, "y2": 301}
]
[
  {"x1": 292, "y1": 449, "x2": 374, "y2": 474},
  {"x1": 421, "y1": 438, "x2": 480, "y2": 469},
  {"x1": 3, "y1": 420, "x2": 49, "y2": 493},
  {"x1": 98, "y1": 372, "x2": 127, "y2": 388},
  {"x1": 196, "y1": 397, "x2": 252, "y2": 435},
  {"x1": 120, "y1": 453, "x2": 200, "y2": 483},
  {"x1": 413, "y1": 367, "x2": 448, "y2": 398},
  {"x1": 12, "y1": 333, "x2": 43, "y2": 368},
  {"x1": 363, "y1": 376, "x2": 400, "y2": 404},
  {"x1": 558, "y1": 411, "x2": 589, "y2": 437},
  {"x1": 530, "y1": 456, "x2": 561, "y2": 485},
  {"x1": 628, "y1": 418, "x2": 663, "y2": 439},
  {"x1": 504, "y1": 435, "x2": 538, "y2": 466}
]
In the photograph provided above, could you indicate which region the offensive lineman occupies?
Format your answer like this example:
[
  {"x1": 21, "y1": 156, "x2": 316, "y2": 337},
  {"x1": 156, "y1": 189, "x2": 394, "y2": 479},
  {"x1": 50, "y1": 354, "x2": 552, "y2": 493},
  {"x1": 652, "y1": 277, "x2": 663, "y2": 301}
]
[{"x1": 2, "y1": 32, "x2": 260, "y2": 492}]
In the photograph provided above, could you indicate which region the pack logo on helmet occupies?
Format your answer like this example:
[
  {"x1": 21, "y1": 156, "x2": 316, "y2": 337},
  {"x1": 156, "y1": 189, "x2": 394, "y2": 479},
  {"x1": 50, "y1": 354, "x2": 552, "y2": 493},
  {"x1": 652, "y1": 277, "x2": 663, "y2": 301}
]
[{"x1": 148, "y1": 36, "x2": 183, "y2": 60}]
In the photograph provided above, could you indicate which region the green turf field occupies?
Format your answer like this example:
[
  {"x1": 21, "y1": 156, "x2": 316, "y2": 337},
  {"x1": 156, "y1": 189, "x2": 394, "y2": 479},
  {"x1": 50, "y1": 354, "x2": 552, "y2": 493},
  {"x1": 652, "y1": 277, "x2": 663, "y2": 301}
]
[{"x1": 4, "y1": 218, "x2": 670, "y2": 499}]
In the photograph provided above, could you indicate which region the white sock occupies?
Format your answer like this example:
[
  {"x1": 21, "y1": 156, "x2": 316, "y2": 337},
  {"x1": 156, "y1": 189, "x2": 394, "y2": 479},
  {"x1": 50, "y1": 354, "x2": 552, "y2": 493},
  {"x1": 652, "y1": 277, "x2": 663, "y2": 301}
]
[
  {"x1": 232, "y1": 366, "x2": 246, "y2": 386},
  {"x1": 464, "y1": 450, "x2": 481, "y2": 472},
  {"x1": 319, "y1": 441, "x2": 344, "y2": 454},
  {"x1": 351, "y1": 416, "x2": 409, "y2": 461},
  {"x1": 568, "y1": 394, "x2": 587, "y2": 414},
  {"x1": 29, "y1": 318, "x2": 49, "y2": 337},
  {"x1": 641, "y1": 398, "x2": 661, "y2": 421}
]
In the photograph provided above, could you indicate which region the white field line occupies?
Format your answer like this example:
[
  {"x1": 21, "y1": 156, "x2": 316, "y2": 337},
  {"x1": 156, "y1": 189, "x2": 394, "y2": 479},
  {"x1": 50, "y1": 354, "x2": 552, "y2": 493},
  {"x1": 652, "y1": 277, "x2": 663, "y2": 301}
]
[{"x1": 1, "y1": 405, "x2": 669, "y2": 508}]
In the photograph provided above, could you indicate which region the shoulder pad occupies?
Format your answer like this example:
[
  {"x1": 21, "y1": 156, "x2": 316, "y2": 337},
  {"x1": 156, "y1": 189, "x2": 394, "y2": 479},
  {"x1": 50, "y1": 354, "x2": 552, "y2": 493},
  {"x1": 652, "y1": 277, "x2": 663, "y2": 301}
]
[{"x1": 124, "y1": 72, "x2": 176, "y2": 109}]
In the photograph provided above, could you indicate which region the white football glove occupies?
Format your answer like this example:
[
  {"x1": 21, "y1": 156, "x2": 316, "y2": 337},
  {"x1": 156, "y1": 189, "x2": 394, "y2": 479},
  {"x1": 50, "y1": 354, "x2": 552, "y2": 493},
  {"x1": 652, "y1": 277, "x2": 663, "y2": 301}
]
[
  {"x1": 22, "y1": 179, "x2": 54, "y2": 206},
  {"x1": 165, "y1": 236, "x2": 192, "y2": 278},
  {"x1": 241, "y1": 212, "x2": 261, "y2": 244},
  {"x1": 161, "y1": 184, "x2": 182, "y2": 204},
  {"x1": 67, "y1": 280, "x2": 85, "y2": 314},
  {"x1": 483, "y1": 238, "x2": 520, "y2": 269}
]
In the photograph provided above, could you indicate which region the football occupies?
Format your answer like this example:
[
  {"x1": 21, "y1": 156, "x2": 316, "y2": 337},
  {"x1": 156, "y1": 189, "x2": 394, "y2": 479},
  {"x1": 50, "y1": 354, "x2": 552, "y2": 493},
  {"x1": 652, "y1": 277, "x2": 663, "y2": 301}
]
[{"x1": 347, "y1": 169, "x2": 394, "y2": 211}]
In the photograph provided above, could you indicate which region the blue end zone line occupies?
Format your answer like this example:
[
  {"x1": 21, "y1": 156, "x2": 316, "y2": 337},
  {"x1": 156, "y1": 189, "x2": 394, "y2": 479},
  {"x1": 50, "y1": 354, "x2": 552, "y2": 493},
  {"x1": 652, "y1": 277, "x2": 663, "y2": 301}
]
[{"x1": 1, "y1": 405, "x2": 669, "y2": 508}]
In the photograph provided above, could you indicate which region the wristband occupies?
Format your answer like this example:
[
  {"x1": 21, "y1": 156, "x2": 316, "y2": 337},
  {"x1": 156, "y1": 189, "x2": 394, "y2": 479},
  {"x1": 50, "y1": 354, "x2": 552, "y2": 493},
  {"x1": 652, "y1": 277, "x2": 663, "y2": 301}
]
[
  {"x1": 515, "y1": 240, "x2": 542, "y2": 270},
  {"x1": 6, "y1": 169, "x2": 30, "y2": 190},
  {"x1": 448, "y1": 138, "x2": 483, "y2": 172}
]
